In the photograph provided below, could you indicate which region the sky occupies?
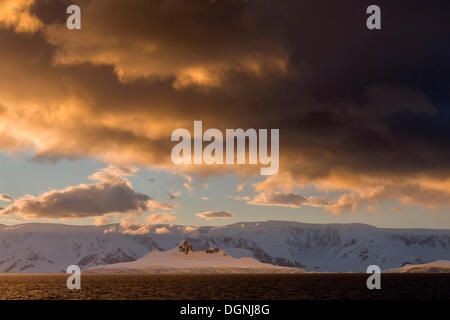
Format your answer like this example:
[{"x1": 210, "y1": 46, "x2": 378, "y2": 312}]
[{"x1": 0, "y1": 0, "x2": 449, "y2": 229}]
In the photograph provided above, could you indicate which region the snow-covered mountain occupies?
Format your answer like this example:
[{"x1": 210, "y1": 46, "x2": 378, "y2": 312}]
[
  {"x1": 386, "y1": 260, "x2": 450, "y2": 273},
  {"x1": 87, "y1": 240, "x2": 302, "y2": 274},
  {"x1": 0, "y1": 221, "x2": 449, "y2": 273}
]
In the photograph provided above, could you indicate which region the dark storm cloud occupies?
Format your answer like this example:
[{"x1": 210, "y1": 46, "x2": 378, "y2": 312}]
[{"x1": 0, "y1": 0, "x2": 449, "y2": 213}]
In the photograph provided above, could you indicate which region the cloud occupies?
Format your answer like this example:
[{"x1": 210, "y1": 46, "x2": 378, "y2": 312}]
[
  {"x1": 183, "y1": 226, "x2": 198, "y2": 233},
  {"x1": 0, "y1": 0, "x2": 449, "y2": 216},
  {"x1": 106, "y1": 210, "x2": 177, "y2": 234},
  {"x1": 236, "y1": 182, "x2": 246, "y2": 192},
  {"x1": 146, "y1": 200, "x2": 177, "y2": 211},
  {"x1": 146, "y1": 212, "x2": 176, "y2": 224},
  {"x1": 168, "y1": 190, "x2": 181, "y2": 200},
  {"x1": 246, "y1": 174, "x2": 450, "y2": 215},
  {"x1": 93, "y1": 214, "x2": 115, "y2": 226},
  {"x1": 155, "y1": 227, "x2": 170, "y2": 234},
  {"x1": 0, "y1": 166, "x2": 174, "y2": 219},
  {"x1": 120, "y1": 224, "x2": 151, "y2": 235},
  {"x1": 228, "y1": 195, "x2": 251, "y2": 201},
  {"x1": 42, "y1": 0, "x2": 288, "y2": 86},
  {"x1": 196, "y1": 210, "x2": 234, "y2": 220},
  {"x1": 0, "y1": 194, "x2": 13, "y2": 202},
  {"x1": 121, "y1": 224, "x2": 174, "y2": 235},
  {"x1": 247, "y1": 192, "x2": 334, "y2": 209},
  {"x1": 325, "y1": 183, "x2": 450, "y2": 215},
  {"x1": 0, "y1": 0, "x2": 43, "y2": 33}
]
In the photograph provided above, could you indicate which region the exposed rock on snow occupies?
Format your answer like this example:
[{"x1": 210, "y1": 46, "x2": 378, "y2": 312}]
[{"x1": 86, "y1": 240, "x2": 303, "y2": 274}]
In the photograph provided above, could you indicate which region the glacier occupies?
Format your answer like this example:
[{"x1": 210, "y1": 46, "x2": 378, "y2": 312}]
[{"x1": 0, "y1": 220, "x2": 448, "y2": 273}]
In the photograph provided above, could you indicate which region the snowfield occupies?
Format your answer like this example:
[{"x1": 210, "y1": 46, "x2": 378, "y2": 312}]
[
  {"x1": 86, "y1": 240, "x2": 303, "y2": 274},
  {"x1": 0, "y1": 220, "x2": 448, "y2": 273}
]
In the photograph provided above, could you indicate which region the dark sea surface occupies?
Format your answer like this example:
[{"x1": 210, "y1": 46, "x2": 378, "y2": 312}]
[{"x1": 0, "y1": 274, "x2": 449, "y2": 300}]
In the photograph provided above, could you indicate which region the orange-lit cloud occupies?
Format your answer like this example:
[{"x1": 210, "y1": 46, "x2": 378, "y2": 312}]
[
  {"x1": 0, "y1": 194, "x2": 13, "y2": 202},
  {"x1": 42, "y1": 0, "x2": 289, "y2": 87},
  {"x1": 0, "y1": 0, "x2": 449, "y2": 217},
  {"x1": 0, "y1": 0, "x2": 42, "y2": 33},
  {"x1": 146, "y1": 212, "x2": 176, "y2": 224},
  {"x1": 0, "y1": 166, "x2": 175, "y2": 220}
]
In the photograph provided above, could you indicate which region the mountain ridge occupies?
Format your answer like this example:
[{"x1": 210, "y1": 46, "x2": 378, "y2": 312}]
[
  {"x1": 0, "y1": 220, "x2": 448, "y2": 273},
  {"x1": 87, "y1": 240, "x2": 303, "y2": 274},
  {"x1": 3, "y1": 220, "x2": 450, "y2": 231}
]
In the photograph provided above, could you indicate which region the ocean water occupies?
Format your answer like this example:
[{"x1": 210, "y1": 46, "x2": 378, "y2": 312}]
[{"x1": 0, "y1": 274, "x2": 449, "y2": 300}]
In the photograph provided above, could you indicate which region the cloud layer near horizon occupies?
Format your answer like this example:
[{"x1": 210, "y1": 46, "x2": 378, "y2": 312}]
[
  {"x1": 0, "y1": 0, "x2": 450, "y2": 215},
  {"x1": 0, "y1": 166, "x2": 174, "y2": 220}
]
